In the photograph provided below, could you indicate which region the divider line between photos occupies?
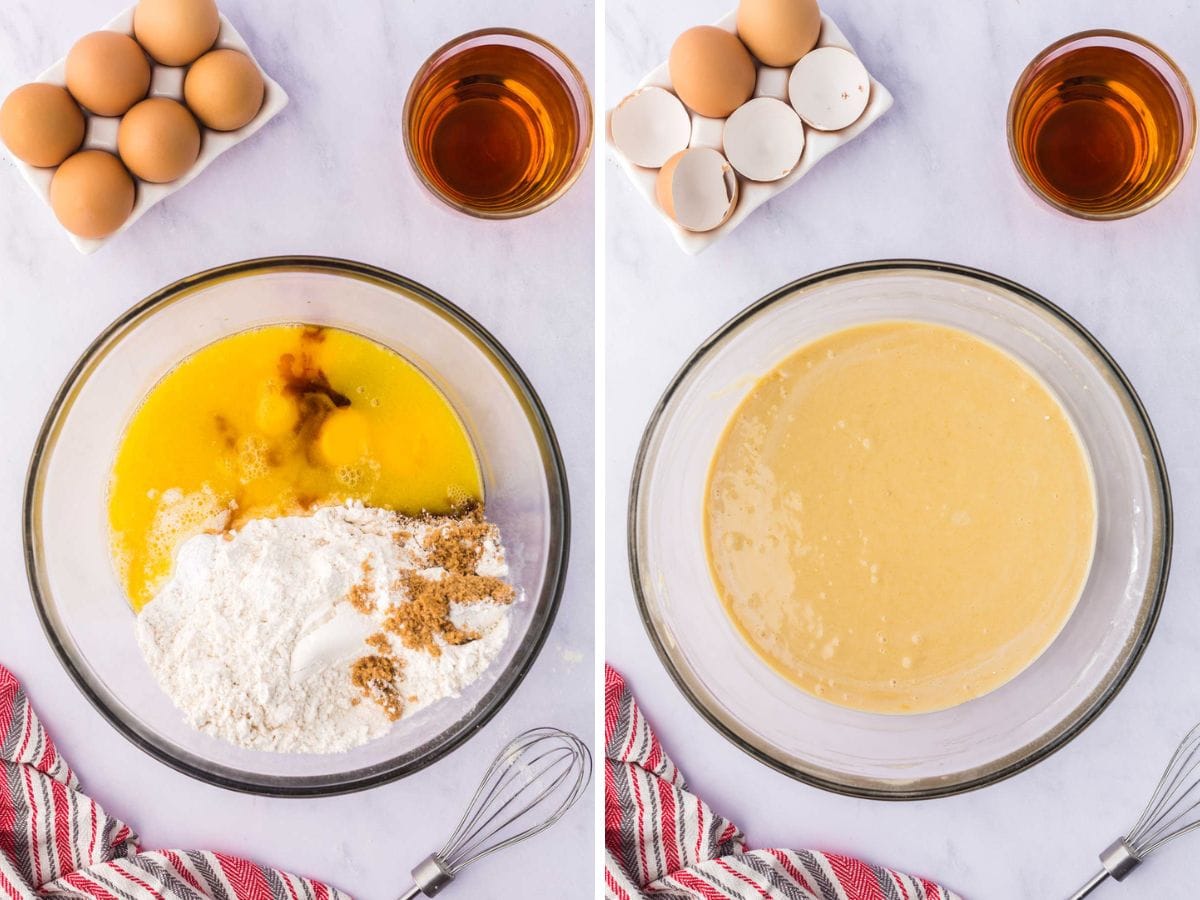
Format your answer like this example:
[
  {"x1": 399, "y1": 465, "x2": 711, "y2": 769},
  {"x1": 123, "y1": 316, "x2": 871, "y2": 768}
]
[{"x1": 592, "y1": 0, "x2": 608, "y2": 894}]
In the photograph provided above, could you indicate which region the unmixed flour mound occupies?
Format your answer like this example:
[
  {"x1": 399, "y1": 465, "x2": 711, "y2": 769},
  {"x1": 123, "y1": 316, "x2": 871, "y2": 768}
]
[{"x1": 135, "y1": 503, "x2": 516, "y2": 754}]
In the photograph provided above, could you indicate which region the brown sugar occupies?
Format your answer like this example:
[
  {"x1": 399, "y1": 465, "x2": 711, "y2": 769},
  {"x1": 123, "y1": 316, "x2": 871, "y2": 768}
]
[
  {"x1": 345, "y1": 506, "x2": 516, "y2": 715},
  {"x1": 346, "y1": 559, "x2": 375, "y2": 614},
  {"x1": 382, "y1": 569, "x2": 515, "y2": 657},
  {"x1": 365, "y1": 632, "x2": 391, "y2": 654},
  {"x1": 382, "y1": 572, "x2": 475, "y2": 656},
  {"x1": 423, "y1": 506, "x2": 495, "y2": 575},
  {"x1": 349, "y1": 653, "x2": 404, "y2": 721}
]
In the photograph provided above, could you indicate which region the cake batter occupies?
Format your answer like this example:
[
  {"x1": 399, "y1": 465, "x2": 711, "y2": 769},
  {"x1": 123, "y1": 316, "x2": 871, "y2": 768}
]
[{"x1": 705, "y1": 321, "x2": 1096, "y2": 714}]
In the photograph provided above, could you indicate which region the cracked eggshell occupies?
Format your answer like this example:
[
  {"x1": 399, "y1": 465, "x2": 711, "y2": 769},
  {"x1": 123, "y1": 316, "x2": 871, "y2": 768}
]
[
  {"x1": 723, "y1": 97, "x2": 805, "y2": 182},
  {"x1": 610, "y1": 86, "x2": 692, "y2": 169},
  {"x1": 788, "y1": 46, "x2": 871, "y2": 131},
  {"x1": 655, "y1": 147, "x2": 739, "y2": 232},
  {"x1": 737, "y1": 0, "x2": 822, "y2": 68}
]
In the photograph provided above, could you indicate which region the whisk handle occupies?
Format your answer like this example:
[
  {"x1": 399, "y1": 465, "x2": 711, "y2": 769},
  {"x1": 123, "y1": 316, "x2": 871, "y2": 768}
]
[
  {"x1": 396, "y1": 854, "x2": 455, "y2": 900},
  {"x1": 1065, "y1": 869, "x2": 1110, "y2": 900},
  {"x1": 1066, "y1": 839, "x2": 1143, "y2": 899}
]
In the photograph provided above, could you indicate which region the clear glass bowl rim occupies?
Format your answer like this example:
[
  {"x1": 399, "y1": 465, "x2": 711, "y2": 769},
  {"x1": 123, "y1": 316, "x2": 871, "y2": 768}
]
[
  {"x1": 401, "y1": 26, "x2": 595, "y2": 221},
  {"x1": 628, "y1": 258, "x2": 1173, "y2": 801},
  {"x1": 22, "y1": 255, "x2": 571, "y2": 797},
  {"x1": 1005, "y1": 28, "x2": 1198, "y2": 221}
]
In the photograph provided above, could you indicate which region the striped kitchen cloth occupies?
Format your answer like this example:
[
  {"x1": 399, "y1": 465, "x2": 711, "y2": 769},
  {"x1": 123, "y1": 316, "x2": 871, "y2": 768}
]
[
  {"x1": 604, "y1": 665, "x2": 963, "y2": 900},
  {"x1": 0, "y1": 664, "x2": 350, "y2": 900}
]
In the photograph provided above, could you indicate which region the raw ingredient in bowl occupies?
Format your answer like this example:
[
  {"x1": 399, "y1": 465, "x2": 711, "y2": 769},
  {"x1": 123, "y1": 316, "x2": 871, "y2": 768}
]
[
  {"x1": 406, "y1": 41, "x2": 584, "y2": 215},
  {"x1": 109, "y1": 324, "x2": 482, "y2": 609},
  {"x1": 136, "y1": 503, "x2": 516, "y2": 753},
  {"x1": 705, "y1": 321, "x2": 1096, "y2": 714}
]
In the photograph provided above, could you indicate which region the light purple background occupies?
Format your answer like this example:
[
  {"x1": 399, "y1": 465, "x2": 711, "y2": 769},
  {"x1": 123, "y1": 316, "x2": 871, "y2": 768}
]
[
  {"x1": 607, "y1": 1, "x2": 1200, "y2": 898},
  {"x1": 0, "y1": 1, "x2": 594, "y2": 898}
]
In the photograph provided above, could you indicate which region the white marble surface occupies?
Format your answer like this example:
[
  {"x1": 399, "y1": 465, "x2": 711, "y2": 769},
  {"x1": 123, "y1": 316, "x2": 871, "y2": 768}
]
[
  {"x1": 607, "y1": 1, "x2": 1200, "y2": 898},
  {"x1": 0, "y1": 2, "x2": 593, "y2": 899}
]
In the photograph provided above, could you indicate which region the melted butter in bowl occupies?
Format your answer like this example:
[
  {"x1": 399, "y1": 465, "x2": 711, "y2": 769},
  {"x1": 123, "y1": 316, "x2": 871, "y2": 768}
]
[
  {"x1": 705, "y1": 321, "x2": 1097, "y2": 715},
  {"x1": 108, "y1": 323, "x2": 483, "y2": 610}
]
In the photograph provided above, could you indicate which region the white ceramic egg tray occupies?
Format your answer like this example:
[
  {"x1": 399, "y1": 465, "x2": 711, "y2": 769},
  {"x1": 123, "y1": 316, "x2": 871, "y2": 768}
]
[
  {"x1": 606, "y1": 11, "x2": 893, "y2": 255},
  {"x1": 6, "y1": 5, "x2": 288, "y2": 254}
]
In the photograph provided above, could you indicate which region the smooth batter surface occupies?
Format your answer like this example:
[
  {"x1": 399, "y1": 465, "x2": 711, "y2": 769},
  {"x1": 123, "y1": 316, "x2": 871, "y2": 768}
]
[
  {"x1": 109, "y1": 324, "x2": 482, "y2": 609},
  {"x1": 705, "y1": 321, "x2": 1096, "y2": 714}
]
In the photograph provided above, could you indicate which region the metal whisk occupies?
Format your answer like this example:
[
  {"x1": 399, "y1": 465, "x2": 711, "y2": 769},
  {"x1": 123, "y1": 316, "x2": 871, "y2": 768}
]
[
  {"x1": 397, "y1": 726, "x2": 592, "y2": 899},
  {"x1": 1067, "y1": 722, "x2": 1200, "y2": 898}
]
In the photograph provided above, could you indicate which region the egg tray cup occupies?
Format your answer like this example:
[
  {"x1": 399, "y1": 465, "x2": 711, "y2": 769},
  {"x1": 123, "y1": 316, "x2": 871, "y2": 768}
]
[
  {"x1": 606, "y1": 10, "x2": 893, "y2": 255},
  {"x1": 7, "y1": 5, "x2": 288, "y2": 255}
]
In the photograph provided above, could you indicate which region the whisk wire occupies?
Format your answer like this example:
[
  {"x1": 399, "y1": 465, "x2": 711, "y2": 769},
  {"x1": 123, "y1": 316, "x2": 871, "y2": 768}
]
[
  {"x1": 434, "y1": 727, "x2": 592, "y2": 875},
  {"x1": 444, "y1": 741, "x2": 564, "y2": 856},
  {"x1": 452, "y1": 784, "x2": 579, "y2": 871},
  {"x1": 449, "y1": 751, "x2": 579, "y2": 868},
  {"x1": 438, "y1": 735, "x2": 546, "y2": 860},
  {"x1": 1066, "y1": 721, "x2": 1200, "y2": 900},
  {"x1": 438, "y1": 741, "x2": 521, "y2": 855},
  {"x1": 1125, "y1": 724, "x2": 1200, "y2": 856}
]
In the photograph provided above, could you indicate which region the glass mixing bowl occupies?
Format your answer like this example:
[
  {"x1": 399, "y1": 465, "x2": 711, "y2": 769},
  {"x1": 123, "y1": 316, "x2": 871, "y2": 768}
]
[
  {"x1": 24, "y1": 256, "x2": 569, "y2": 796},
  {"x1": 630, "y1": 260, "x2": 1171, "y2": 800}
]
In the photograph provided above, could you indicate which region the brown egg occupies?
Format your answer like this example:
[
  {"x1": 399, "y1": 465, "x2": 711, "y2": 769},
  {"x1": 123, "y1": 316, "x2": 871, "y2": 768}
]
[
  {"x1": 65, "y1": 31, "x2": 151, "y2": 117},
  {"x1": 737, "y1": 0, "x2": 822, "y2": 68},
  {"x1": 133, "y1": 0, "x2": 221, "y2": 66},
  {"x1": 0, "y1": 83, "x2": 85, "y2": 167},
  {"x1": 184, "y1": 49, "x2": 264, "y2": 131},
  {"x1": 50, "y1": 150, "x2": 135, "y2": 238},
  {"x1": 118, "y1": 98, "x2": 201, "y2": 183},
  {"x1": 669, "y1": 26, "x2": 757, "y2": 119}
]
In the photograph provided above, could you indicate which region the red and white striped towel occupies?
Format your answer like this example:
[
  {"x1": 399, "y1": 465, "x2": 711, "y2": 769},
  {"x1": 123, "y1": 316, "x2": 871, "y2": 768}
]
[
  {"x1": 0, "y1": 664, "x2": 350, "y2": 900},
  {"x1": 604, "y1": 665, "x2": 963, "y2": 900}
]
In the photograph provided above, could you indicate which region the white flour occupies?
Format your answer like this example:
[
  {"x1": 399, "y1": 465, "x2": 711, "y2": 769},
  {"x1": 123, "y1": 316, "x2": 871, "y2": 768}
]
[{"x1": 136, "y1": 503, "x2": 514, "y2": 754}]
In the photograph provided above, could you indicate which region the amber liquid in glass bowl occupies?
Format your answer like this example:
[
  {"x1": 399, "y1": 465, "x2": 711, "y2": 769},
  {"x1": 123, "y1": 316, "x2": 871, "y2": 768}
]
[
  {"x1": 1009, "y1": 32, "x2": 1195, "y2": 218},
  {"x1": 405, "y1": 37, "x2": 590, "y2": 217}
]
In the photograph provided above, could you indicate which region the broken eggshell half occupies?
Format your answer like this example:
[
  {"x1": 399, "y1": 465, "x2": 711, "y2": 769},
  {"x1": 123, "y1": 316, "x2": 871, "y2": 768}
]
[
  {"x1": 610, "y1": 86, "x2": 693, "y2": 169},
  {"x1": 788, "y1": 45, "x2": 871, "y2": 131},
  {"x1": 723, "y1": 97, "x2": 806, "y2": 182},
  {"x1": 655, "y1": 146, "x2": 739, "y2": 232}
]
